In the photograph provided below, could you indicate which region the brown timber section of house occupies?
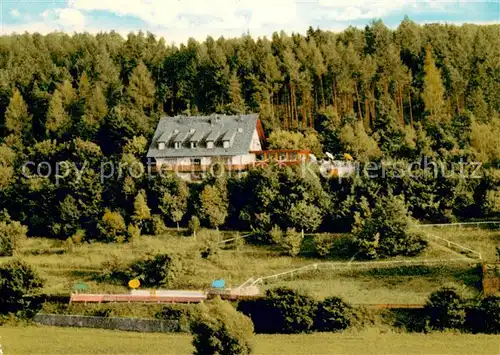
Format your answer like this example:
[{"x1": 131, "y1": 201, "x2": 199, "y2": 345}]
[
  {"x1": 158, "y1": 164, "x2": 250, "y2": 172},
  {"x1": 154, "y1": 150, "x2": 311, "y2": 173},
  {"x1": 482, "y1": 263, "x2": 500, "y2": 296},
  {"x1": 251, "y1": 149, "x2": 311, "y2": 167}
]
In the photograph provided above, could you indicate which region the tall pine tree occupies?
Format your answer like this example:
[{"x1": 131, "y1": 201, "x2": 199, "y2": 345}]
[
  {"x1": 127, "y1": 61, "x2": 156, "y2": 112},
  {"x1": 422, "y1": 46, "x2": 445, "y2": 122},
  {"x1": 46, "y1": 89, "x2": 71, "y2": 138},
  {"x1": 5, "y1": 88, "x2": 32, "y2": 138}
]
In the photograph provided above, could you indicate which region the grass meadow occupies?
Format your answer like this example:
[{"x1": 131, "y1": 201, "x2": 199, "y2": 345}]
[
  {"x1": 1, "y1": 226, "x2": 493, "y2": 304},
  {"x1": 419, "y1": 225, "x2": 500, "y2": 261},
  {"x1": 1, "y1": 326, "x2": 499, "y2": 355},
  {"x1": 1, "y1": 227, "x2": 498, "y2": 354}
]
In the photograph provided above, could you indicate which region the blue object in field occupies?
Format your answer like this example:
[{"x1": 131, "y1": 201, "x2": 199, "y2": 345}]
[{"x1": 211, "y1": 279, "x2": 226, "y2": 289}]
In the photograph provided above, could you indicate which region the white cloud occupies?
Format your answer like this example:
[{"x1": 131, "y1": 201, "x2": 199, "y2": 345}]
[
  {"x1": 4, "y1": 8, "x2": 86, "y2": 34},
  {"x1": 319, "y1": 0, "x2": 409, "y2": 20},
  {"x1": 69, "y1": 0, "x2": 298, "y2": 29},
  {"x1": 10, "y1": 9, "x2": 21, "y2": 18},
  {"x1": 55, "y1": 8, "x2": 86, "y2": 31},
  {"x1": 1, "y1": 0, "x2": 494, "y2": 45},
  {"x1": 317, "y1": 0, "x2": 480, "y2": 20}
]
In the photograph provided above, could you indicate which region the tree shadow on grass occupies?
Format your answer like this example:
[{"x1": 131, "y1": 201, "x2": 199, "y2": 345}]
[
  {"x1": 350, "y1": 264, "x2": 483, "y2": 290},
  {"x1": 22, "y1": 247, "x2": 66, "y2": 256},
  {"x1": 71, "y1": 269, "x2": 101, "y2": 280},
  {"x1": 300, "y1": 234, "x2": 359, "y2": 261}
]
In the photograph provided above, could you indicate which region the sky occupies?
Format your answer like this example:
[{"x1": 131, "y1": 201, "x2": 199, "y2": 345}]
[{"x1": 0, "y1": 0, "x2": 498, "y2": 44}]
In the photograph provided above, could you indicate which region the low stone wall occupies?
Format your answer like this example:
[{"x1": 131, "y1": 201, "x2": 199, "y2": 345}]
[{"x1": 34, "y1": 314, "x2": 180, "y2": 333}]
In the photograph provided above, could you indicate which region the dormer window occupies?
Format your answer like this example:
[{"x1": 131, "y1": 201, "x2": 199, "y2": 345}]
[
  {"x1": 207, "y1": 141, "x2": 214, "y2": 149},
  {"x1": 222, "y1": 129, "x2": 236, "y2": 149},
  {"x1": 158, "y1": 142, "x2": 165, "y2": 150},
  {"x1": 174, "y1": 142, "x2": 181, "y2": 149},
  {"x1": 191, "y1": 141, "x2": 198, "y2": 149}
]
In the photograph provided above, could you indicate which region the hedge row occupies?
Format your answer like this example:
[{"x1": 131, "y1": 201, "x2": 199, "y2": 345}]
[
  {"x1": 237, "y1": 287, "x2": 351, "y2": 334},
  {"x1": 423, "y1": 287, "x2": 500, "y2": 334}
]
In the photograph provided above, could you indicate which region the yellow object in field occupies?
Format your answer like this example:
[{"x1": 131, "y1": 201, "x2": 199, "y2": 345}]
[
  {"x1": 330, "y1": 168, "x2": 339, "y2": 177},
  {"x1": 344, "y1": 153, "x2": 353, "y2": 161},
  {"x1": 128, "y1": 279, "x2": 140, "y2": 289}
]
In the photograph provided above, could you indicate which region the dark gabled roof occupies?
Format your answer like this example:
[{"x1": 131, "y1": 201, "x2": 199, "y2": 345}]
[
  {"x1": 173, "y1": 130, "x2": 190, "y2": 143},
  {"x1": 206, "y1": 129, "x2": 221, "y2": 142},
  {"x1": 158, "y1": 131, "x2": 171, "y2": 142},
  {"x1": 190, "y1": 130, "x2": 206, "y2": 142},
  {"x1": 147, "y1": 114, "x2": 259, "y2": 158},
  {"x1": 223, "y1": 128, "x2": 238, "y2": 142}
]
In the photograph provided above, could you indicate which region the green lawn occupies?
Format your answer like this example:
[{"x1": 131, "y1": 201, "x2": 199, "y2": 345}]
[
  {"x1": 1, "y1": 228, "x2": 490, "y2": 305},
  {"x1": 1, "y1": 326, "x2": 499, "y2": 355},
  {"x1": 260, "y1": 264, "x2": 482, "y2": 303},
  {"x1": 419, "y1": 225, "x2": 500, "y2": 262}
]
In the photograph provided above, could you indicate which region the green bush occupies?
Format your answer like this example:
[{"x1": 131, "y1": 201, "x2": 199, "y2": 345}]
[
  {"x1": 231, "y1": 235, "x2": 245, "y2": 251},
  {"x1": 127, "y1": 224, "x2": 141, "y2": 242},
  {"x1": 191, "y1": 297, "x2": 254, "y2": 355},
  {"x1": 313, "y1": 234, "x2": 334, "y2": 257},
  {"x1": 287, "y1": 201, "x2": 322, "y2": 236},
  {"x1": 71, "y1": 229, "x2": 85, "y2": 244},
  {"x1": 478, "y1": 296, "x2": 500, "y2": 334},
  {"x1": 278, "y1": 228, "x2": 303, "y2": 257},
  {"x1": 329, "y1": 235, "x2": 358, "y2": 259},
  {"x1": 92, "y1": 307, "x2": 113, "y2": 318},
  {"x1": 188, "y1": 216, "x2": 201, "y2": 237},
  {"x1": 237, "y1": 298, "x2": 279, "y2": 334},
  {"x1": 198, "y1": 229, "x2": 221, "y2": 259},
  {"x1": 64, "y1": 237, "x2": 74, "y2": 253},
  {"x1": 264, "y1": 287, "x2": 317, "y2": 334},
  {"x1": 155, "y1": 305, "x2": 196, "y2": 332},
  {"x1": 0, "y1": 260, "x2": 44, "y2": 317},
  {"x1": 98, "y1": 255, "x2": 126, "y2": 283},
  {"x1": 424, "y1": 287, "x2": 466, "y2": 330},
  {"x1": 98, "y1": 209, "x2": 126, "y2": 242},
  {"x1": 0, "y1": 215, "x2": 27, "y2": 257},
  {"x1": 315, "y1": 296, "x2": 352, "y2": 332},
  {"x1": 269, "y1": 225, "x2": 283, "y2": 245},
  {"x1": 128, "y1": 254, "x2": 181, "y2": 288},
  {"x1": 151, "y1": 215, "x2": 167, "y2": 236}
]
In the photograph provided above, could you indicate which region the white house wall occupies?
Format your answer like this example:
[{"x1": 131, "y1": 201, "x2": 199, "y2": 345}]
[
  {"x1": 231, "y1": 154, "x2": 256, "y2": 165},
  {"x1": 155, "y1": 128, "x2": 259, "y2": 169},
  {"x1": 250, "y1": 129, "x2": 262, "y2": 151}
]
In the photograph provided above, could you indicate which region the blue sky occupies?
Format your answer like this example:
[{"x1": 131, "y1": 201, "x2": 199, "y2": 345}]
[{"x1": 1, "y1": 1, "x2": 498, "y2": 44}]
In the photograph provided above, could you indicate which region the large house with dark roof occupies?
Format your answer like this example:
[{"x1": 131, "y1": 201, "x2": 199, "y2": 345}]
[{"x1": 147, "y1": 114, "x2": 310, "y2": 180}]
